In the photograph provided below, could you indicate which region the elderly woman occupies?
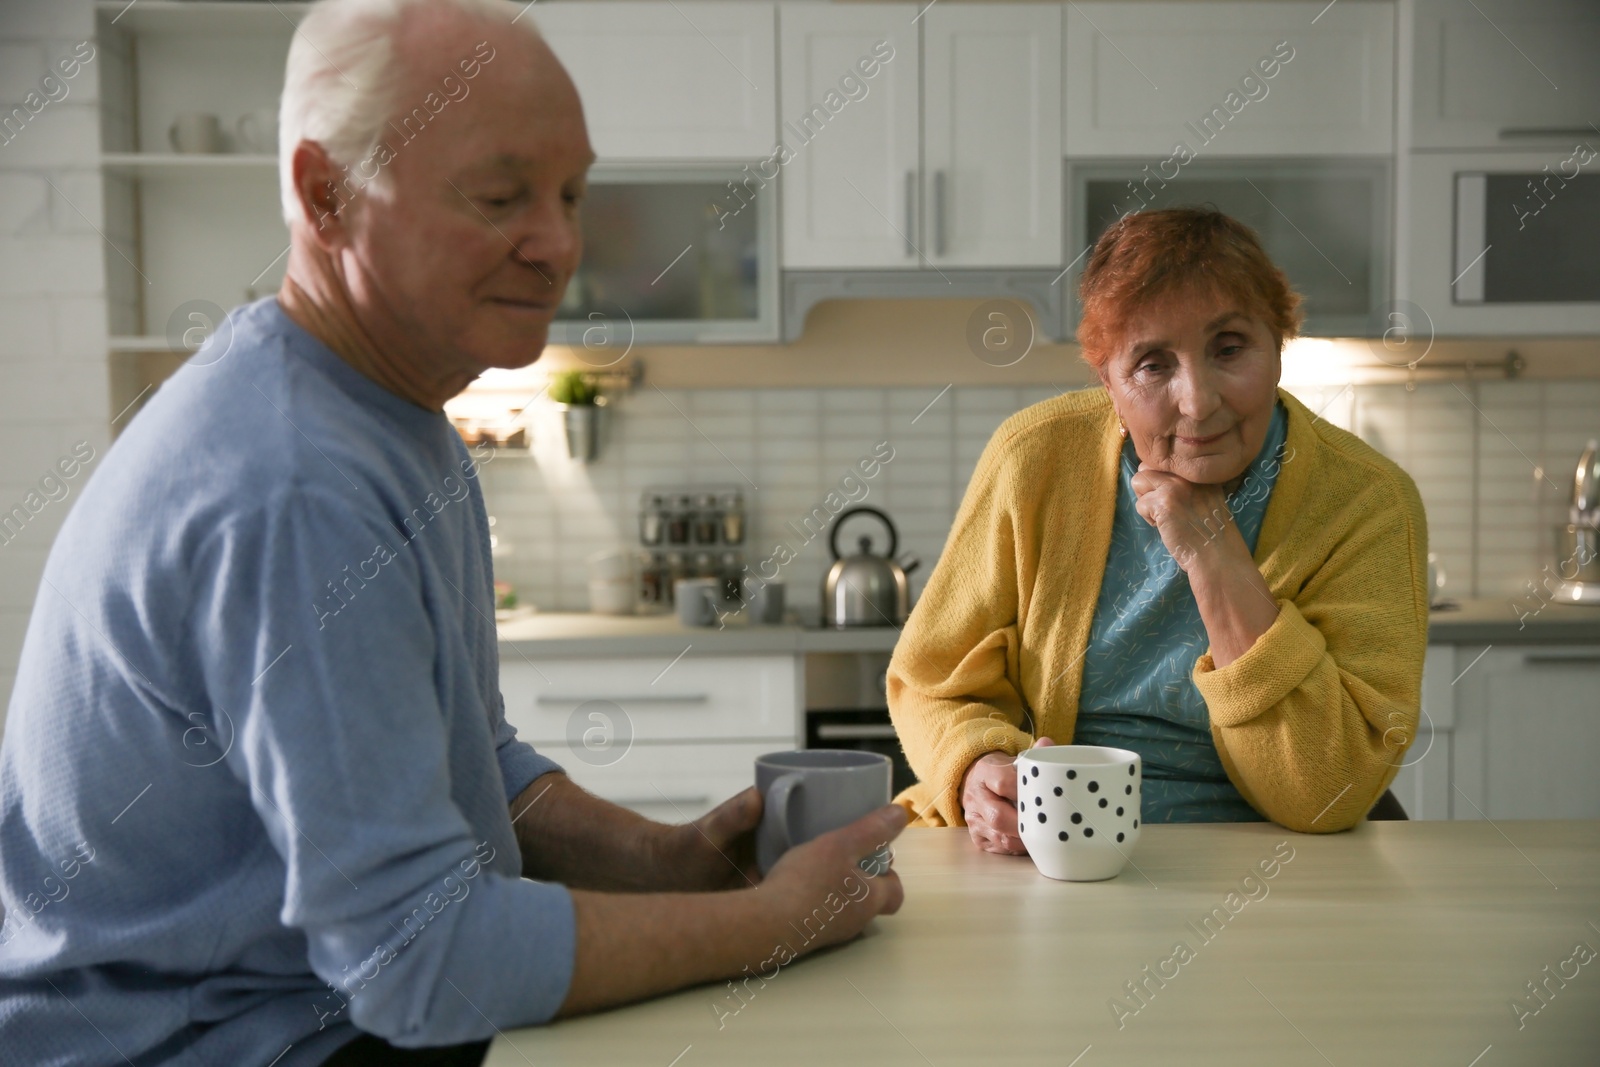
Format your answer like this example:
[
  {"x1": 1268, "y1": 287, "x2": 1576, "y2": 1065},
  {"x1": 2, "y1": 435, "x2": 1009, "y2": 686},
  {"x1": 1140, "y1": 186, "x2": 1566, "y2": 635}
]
[{"x1": 888, "y1": 208, "x2": 1428, "y2": 851}]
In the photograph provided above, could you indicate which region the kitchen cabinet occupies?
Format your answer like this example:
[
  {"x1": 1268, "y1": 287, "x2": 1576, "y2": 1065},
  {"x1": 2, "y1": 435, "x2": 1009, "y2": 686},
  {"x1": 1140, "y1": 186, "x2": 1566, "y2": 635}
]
[
  {"x1": 921, "y1": 3, "x2": 1063, "y2": 267},
  {"x1": 777, "y1": 3, "x2": 922, "y2": 269},
  {"x1": 1448, "y1": 645, "x2": 1600, "y2": 820},
  {"x1": 778, "y1": 2, "x2": 1061, "y2": 269},
  {"x1": 499, "y1": 653, "x2": 801, "y2": 821},
  {"x1": 532, "y1": 2, "x2": 777, "y2": 161},
  {"x1": 1063, "y1": 1, "x2": 1394, "y2": 157},
  {"x1": 1409, "y1": 0, "x2": 1600, "y2": 151}
]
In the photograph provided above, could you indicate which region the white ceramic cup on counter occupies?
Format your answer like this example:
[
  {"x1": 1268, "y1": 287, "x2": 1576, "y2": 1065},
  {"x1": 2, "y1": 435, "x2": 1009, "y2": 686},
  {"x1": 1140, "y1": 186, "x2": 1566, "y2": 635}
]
[{"x1": 1017, "y1": 744, "x2": 1142, "y2": 882}]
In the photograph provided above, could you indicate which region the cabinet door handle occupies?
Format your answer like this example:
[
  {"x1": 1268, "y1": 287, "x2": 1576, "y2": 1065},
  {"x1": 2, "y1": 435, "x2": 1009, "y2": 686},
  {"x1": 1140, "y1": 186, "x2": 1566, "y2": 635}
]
[
  {"x1": 904, "y1": 169, "x2": 916, "y2": 256},
  {"x1": 1498, "y1": 127, "x2": 1598, "y2": 140},
  {"x1": 1521, "y1": 655, "x2": 1600, "y2": 666},
  {"x1": 535, "y1": 694, "x2": 711, "y2": 707},
  {"x1": 933, "y1": 169, "x2": 946, "y2": 258},
  {"x1": 817, "y1": 723, "x2": 899, "y2": 740}
]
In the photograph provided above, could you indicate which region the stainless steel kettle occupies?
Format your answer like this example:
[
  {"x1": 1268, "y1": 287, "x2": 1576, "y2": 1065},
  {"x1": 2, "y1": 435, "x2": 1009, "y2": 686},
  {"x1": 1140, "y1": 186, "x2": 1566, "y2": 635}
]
[{"x1": 822, "y1": 507, "x2": 920, "y2": 627}]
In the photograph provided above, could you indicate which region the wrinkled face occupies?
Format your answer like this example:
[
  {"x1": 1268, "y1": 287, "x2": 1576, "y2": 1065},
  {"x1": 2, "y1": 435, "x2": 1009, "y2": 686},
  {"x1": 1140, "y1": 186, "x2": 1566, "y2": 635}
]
[
  {"x1": 341, "y1": 19, "x2": 594, "y2": 375},
  {"x1": 1098, "y1": 286, "x2": 1282, "y2": 485}
]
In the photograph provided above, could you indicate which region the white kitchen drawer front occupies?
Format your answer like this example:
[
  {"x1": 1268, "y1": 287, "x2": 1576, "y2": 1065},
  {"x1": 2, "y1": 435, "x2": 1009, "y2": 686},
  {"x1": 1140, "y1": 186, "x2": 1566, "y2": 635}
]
[
  {"x1": 533, "y1": 2, "x2": 777, "y2": 160},
  {"x1": 526, "y1": 741, "x2": 779, "y2": 824},
  {"x1": 500, "y1": 655, "x2": 801, "y2": 745},
  {"x1": 1064, "y1": 1, "x2": 1394, "y2": 157}
]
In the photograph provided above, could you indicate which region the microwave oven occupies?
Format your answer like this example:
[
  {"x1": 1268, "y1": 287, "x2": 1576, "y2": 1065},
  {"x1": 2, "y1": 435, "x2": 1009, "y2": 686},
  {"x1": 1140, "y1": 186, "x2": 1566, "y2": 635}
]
[{"x1": 1406, "y1": 147, "x2": 1600, "y2": 336}]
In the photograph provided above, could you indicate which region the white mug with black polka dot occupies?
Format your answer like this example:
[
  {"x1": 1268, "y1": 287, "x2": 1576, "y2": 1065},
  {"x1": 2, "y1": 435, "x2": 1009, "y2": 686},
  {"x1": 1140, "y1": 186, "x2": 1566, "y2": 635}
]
[{"x1": 1016, "y1": 744, "x2": 1141, "y2": 881}]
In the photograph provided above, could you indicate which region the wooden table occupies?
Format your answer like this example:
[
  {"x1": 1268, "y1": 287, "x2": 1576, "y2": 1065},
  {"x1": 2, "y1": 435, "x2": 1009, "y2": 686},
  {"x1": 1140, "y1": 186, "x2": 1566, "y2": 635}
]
[{"x1": 488, "y1": 822, "x2": 1600, "y2": 1066}]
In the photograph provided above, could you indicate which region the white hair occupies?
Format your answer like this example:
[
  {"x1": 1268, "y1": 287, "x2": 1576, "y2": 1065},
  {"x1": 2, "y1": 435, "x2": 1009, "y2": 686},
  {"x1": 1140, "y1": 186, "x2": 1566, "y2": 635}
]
[{"x1": 278, "y1": 0, "x2": 543, "y2": 225}]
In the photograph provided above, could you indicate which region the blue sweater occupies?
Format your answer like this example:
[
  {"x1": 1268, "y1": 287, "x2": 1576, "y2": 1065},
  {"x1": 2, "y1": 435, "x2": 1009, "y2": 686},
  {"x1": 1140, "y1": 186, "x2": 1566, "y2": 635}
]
[
  {"x1": 1073, "y1": 402, "x2": 1288, "y2": 823},
  {"x1": 0, "y1": 299, "x2": 575, "y2": 1066}
]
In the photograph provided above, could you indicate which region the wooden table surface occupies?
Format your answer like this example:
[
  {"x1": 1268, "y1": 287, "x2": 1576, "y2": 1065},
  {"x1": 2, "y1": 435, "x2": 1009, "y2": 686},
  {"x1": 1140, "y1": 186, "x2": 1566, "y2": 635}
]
[{"x1": 487, "y1": 822, "x2": 1600, "y2": 1067}]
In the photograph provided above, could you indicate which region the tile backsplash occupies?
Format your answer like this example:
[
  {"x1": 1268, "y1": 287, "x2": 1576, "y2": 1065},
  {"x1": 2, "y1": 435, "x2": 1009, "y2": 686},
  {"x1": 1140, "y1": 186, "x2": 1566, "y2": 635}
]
[{"x1": 479, "y1": 380, "x2": 1600, "y2": 618}]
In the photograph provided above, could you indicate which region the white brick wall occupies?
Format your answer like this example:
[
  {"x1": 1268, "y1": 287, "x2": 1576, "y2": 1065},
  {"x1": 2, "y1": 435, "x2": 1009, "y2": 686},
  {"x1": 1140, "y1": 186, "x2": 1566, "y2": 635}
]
[
  {"x1": 0, "y1": 0, "x2": 108, "y2": 736},
  {"x1": 483, "y1": 381, "x2": 1600, "y2": 618}
]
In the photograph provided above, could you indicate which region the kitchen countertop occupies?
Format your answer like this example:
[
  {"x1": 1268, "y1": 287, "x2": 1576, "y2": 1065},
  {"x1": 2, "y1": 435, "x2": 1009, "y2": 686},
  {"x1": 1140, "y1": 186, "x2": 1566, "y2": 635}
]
[
  {"x1": 1427, "y1": 597, "x2": 1600, "y2": 645},
  {"x1": 486, "y1": 820, "x2": 1600, "y2": 1066},
  {"x1": 496, "y1": 610, "x2": 901, "y2": 658},
  {"x1": 498, "y1": 599, "x2": 1600, "y2": 658}
]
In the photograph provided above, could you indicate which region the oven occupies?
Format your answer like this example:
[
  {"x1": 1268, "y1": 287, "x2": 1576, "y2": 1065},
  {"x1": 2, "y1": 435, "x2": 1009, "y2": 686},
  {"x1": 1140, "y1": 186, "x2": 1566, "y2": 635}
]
[{"x1": 803, "y1": 651, "x2": 917, "y2": 796}]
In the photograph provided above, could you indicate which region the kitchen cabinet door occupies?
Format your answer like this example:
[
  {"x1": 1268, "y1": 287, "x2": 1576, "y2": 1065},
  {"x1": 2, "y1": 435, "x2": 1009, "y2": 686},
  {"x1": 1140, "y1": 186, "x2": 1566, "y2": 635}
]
[
  {"x1": 533, "y1": 2, "x2": 777, "y2": 160},
  {"x1": 778, "y1": 3, "x2": 921, "y2": 268},
  {"x1": 923, "y1": 3, "x2": 1062, "y2": 267},
  {"x1": 1063, "y1": 2, "x2": 1394, "y2": 157},
  {"x1": 1386, "y1": 644, "x2": 1457, "y2": 820},
  {"x1": 1450, "y1": 646, "x2": 1600, "y2": 819},
  {"x1": 1410, "y1": 0, "x2": 1600, "y2": 151}
]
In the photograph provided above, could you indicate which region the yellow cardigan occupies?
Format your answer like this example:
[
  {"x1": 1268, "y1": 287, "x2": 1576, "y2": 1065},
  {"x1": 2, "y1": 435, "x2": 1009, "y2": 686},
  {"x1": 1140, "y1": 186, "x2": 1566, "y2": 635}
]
[{"x1": 887, "y1": 386, "x2": 1429, "y2": 833}]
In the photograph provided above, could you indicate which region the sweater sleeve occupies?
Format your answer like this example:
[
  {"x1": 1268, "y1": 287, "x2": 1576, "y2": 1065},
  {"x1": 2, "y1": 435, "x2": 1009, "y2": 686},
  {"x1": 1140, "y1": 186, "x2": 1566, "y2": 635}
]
[
  {"x1": 1192, "y1": 480, "x2": 1429, "y2": 833},
  {"x1": 886, "y1": 427, "x2": 1034, "y2": 828},
  {"x1": 191, "y1": 486, "x2": 576, "y2": 1043}
]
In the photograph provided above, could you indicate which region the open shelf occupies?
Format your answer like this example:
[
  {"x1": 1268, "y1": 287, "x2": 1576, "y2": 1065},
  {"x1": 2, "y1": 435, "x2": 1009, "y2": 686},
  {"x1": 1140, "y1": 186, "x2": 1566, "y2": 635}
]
[
  {"x1": 102, "y1": 152, "x2": 277, "y2": 177},
  {"x1": 96, "y1": 1, "x2": 312, "y2": 35}
]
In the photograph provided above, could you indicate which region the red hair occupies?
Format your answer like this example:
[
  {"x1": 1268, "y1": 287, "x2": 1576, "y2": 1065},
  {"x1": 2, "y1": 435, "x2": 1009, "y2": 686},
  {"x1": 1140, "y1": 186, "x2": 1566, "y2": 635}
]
[{"x1": 1076, "y1": 208, "x2": 1303, "y2": 369}]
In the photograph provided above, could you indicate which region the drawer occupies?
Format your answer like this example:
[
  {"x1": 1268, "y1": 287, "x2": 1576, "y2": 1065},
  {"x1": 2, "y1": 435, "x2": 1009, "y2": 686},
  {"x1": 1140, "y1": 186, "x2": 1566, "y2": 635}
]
[
  {"x1": 529, "y1": 741, "x2": 781, "y2": 823},
  {"x1": 500, "y1": 654, "x2": 801, "y2": 745}
]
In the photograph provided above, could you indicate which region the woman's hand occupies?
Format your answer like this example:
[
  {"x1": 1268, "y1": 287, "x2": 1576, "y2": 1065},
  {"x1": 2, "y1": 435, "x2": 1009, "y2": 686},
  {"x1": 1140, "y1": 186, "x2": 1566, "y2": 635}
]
[
  {"x1": 961, "y1": 737, "x2": 1054, "y2": 855},
  {"x1": 1129, "y1": 463, "x2": 1246, "y2": 573},
  {"x1": 1130, "y1": 463, "x2": 1280, "y2": 667}
]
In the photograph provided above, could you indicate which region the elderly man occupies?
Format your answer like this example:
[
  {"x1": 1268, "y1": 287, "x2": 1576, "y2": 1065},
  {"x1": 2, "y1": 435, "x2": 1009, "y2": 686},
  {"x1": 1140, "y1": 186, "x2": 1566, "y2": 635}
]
[{"x1": 0, "y1": 1, "x2": 906, "y2": 1064}]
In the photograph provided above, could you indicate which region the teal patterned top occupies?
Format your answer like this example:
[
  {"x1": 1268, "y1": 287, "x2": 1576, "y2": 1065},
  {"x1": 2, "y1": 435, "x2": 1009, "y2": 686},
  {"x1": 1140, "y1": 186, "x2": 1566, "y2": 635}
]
[{"x1": 1072, "y1": 402, "x2": 1289, "y2": 823}]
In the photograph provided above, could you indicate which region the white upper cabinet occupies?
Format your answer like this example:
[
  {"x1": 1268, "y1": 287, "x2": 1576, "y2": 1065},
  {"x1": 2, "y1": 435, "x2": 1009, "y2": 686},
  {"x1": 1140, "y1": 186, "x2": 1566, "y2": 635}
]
[
  {"x1": 1064, "y1": 1, "x2": 1395, "y2": 157},
  {"x1": 778, "y1": 3, "x2": 921, "y2": 268},
  {"x1": 1410, "y1": 0, "x2": 1600, "y2": 150},
  {"x1": 532, "y1": 2, "x2": 777, "y2": 160},
  {"x1": 923, "y1": 4, "x2": 1063, "y2": 267},
  {"x1": 780, "y1": 3, "x2": 1061, "y2": 270}
]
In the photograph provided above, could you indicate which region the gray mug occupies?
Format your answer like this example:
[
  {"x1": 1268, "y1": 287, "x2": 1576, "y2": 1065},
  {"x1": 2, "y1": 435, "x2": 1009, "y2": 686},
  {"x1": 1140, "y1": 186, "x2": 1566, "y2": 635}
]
[
  {"x1": 755, "y1": 749, "x2": 893, "y2": 876},
  {"x1": 674, "y1": 577, "x2": 720, "y2": 627},
  {"x1": 743, "y1": 577, "x2": 785, "y2": 624}
]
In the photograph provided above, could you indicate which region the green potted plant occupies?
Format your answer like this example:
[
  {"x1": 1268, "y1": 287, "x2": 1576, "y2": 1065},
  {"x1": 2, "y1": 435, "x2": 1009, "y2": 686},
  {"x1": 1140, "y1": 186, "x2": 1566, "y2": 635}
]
[{"x1": 548, "y1": 369, "x2": 602, "y2": 462}]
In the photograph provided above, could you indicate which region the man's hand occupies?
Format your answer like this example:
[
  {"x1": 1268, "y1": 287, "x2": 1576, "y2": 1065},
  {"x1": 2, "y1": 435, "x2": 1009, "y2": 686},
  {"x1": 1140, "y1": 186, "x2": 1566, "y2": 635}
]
[
  {"x1": 960, "y1": 737, "x2": 1054, "y2": 855},
  {"x1": 647, "y1": 787, "x2": 762, "y2": 892},
  {"x1": 558, "y1": 803, "x2": 909, "y2": 1018},
  {"x1": 757, "y1": 803, "x2": 908, "y2": 951}
]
